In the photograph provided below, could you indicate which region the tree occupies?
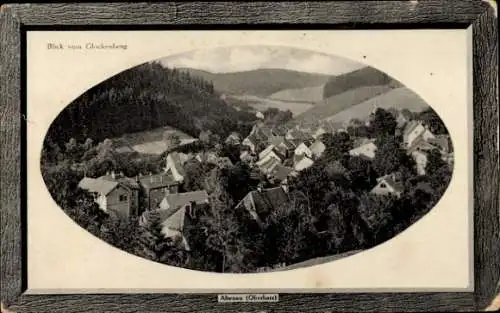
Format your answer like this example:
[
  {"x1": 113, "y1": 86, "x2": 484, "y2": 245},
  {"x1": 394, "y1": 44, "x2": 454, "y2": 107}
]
[
  {"x1": 203, "y1": 185, "x2": 248, "y2": 272},
  {"x1": 135, "y1": 210, "x2": 187, "y2": 267},
  {"x1": 321, "y1": 132, "x2": 353, "y2": 161},
  {"x1": 370, "y1": 108, "x2": 397, "y2": 138},
  {"x1": 346, "y1": 156, "x2": 377, "y2": 191},
  {"x1": 264, "y1": 195, "x2": 312, "y2": 264},
  {"x1": 373, "y1": 136, "x2": 409, "y2": 176},
  {"x1": 356, "y1": 193, "x2": 396, "y2": 246}
]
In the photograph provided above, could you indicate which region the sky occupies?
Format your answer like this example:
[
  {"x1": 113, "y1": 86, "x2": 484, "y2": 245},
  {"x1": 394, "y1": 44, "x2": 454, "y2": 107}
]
[{"x1": 159, "y1": 45, "x2": 366, "y2": 75}]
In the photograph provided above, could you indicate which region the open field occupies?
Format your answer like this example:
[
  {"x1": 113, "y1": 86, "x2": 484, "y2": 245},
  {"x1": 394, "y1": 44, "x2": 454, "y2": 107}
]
[
  {"x1": 231, "y1": 94, "x2": 315, "y2": 116},
  {"x1": 113, "y1": 126, "x2": 197, "y2": 155},
  {"x1": 293, "y1": 85, "x2": 396, "y2": 125},
  {"x1": 325, "y1": 87, "x2": 430, "y2": 124},
  {"x1": 268, "y1": 84, "x2": 325, "y2": 103}
]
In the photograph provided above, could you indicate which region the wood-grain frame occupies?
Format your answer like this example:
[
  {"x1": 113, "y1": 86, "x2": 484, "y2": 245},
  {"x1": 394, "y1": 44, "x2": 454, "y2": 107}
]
[{"x1": 1, "y1": 2, "x2": 498, "y2": 312}]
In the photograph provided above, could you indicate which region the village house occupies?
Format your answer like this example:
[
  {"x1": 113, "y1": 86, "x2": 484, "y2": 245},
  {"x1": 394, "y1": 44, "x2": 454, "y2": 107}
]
[
  {"x1": 242, "y1": 124, "x2": 274, "y2": 154},
  {"x1": 294, "y1": 139, "x2": 314, "y2": 159},
  {"x1": 309, "y1": 139, "x2": 326, "y2": 159},
  {"x1": 428, "y1": 135, "x2": 451, "y2": 154},
  {"x1": 403, "y1": 120, "x2": 435, "y2": 148},
  {"x1": 235, "y1": 187, "x2": 289, "y2": 228},
  {"x1": 269, "y1": 136, "x2": 295, "y2": 159},
  {"x1": 293, "y1": 153, "x2": 315, "y2": 172},
  {"x1": 267, "y1": 163, "x2": 295, "y2": 186},
  {"x1": 370, "y1": 173, "x2": 404, "y2": 198},
  {"x1": 256, "y1": 154, "x2": 283, "y2": 175},
  {"x1": 165, "y1": 152, "x2": 191, "y2": 182},
  {"x1": 258, "y1": 144, "x2": 285, "y2": 164},
  {"x1": 225, "y1": 132, "x2": 242, "y2": 146},
  {"x1": 349, "y1": 138, "x2": 378, "y2": 160},
  {"x1": 138, "y1": 172, "x2": 180, "y2": 211},
  {"x1": 78, "y1": 174, "x2": 139, "y2": 220},
  {"x1": 152, "y1": 190, "x2": 210, "y2": 251}
]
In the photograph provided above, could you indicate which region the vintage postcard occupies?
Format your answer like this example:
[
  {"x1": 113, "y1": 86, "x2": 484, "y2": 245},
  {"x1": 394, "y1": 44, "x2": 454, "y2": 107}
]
[{"x1": 25, "y1": 29, "x2": 472, "y2": 293}]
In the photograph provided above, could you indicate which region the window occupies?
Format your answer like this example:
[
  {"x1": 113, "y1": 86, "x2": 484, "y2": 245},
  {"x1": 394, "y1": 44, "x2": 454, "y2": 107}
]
[
  {"x1": 380, "y1": 183, "x2": 387, "y2": 188},
  {"x1": 119, "y1": 194, "x2": 128, "y2": 202}
]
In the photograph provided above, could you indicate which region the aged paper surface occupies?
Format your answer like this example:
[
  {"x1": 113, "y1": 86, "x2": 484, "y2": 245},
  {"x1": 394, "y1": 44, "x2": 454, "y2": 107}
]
[{"x1": 26, "y1": 29, "x2": 472, "y2": 293}]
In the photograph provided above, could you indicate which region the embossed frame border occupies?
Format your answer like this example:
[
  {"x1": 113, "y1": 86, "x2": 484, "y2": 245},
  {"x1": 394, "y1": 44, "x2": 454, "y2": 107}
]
[{"x1": 0, "y1": 2, "x2": 498, "y2": 312}]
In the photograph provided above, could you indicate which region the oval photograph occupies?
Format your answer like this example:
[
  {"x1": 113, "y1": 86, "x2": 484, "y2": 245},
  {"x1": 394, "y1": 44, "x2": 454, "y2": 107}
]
[{"x1": 41, "y1": 45, "x2": 454, "y2": 273}]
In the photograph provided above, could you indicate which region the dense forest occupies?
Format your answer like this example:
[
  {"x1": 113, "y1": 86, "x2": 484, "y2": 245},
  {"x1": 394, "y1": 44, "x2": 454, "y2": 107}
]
[
  {"x1": 45, "y1": 62, "x2": 258, "y2": 147},
  {"x1": 41, "y1": 106, "x2": 453, "y2": 273}
]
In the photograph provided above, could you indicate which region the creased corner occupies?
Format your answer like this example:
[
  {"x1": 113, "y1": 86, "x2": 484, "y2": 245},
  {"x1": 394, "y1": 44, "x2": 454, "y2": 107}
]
[
  {"x1": 484, "y1": 293, "x2": 500, "y2": 311},
  {"x1": 1, "y1": 302, "x2": 15, "y2": 313}
]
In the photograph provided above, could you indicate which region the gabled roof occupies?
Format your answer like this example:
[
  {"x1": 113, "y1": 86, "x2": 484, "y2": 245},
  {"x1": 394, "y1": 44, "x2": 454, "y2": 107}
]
[
  {"x1": 139, "y1": 172, "x2": 178, "y2": 190},
  {"x1": 236, "y1": 187, "x2": 288, "y2": 223},
  {"x1": 269, "y1": 164, "x2": 294, "y2": 182},
  {"x1": 406, "y1": 134, "x2": 437, "y2": 154},
  {"x1": 293, "y1": 153, "x2": 314, "y2": 166},
  {"x1": 351, "y1": 138, "x2": 376, "y2": 149},
  {"x1": 164, "y1": 190, "x2": 209, "y2": 211},
  {"x1": 167, "y1": 152, "x2": 190, "y2": 176},
  {"x1": 78, "y1": 177, "x2": 118, "y2": 196},
  {"x1": 257, "y1": 155, "x2": 282, "y2": 172},
  {"x1": 403, "y1": 120, "x2": 423, "y2": 138},
  {"x1": 428, "y1": 135, "x2": 450, "y2": 153},
  {"x1": 100, "y1": 174, "x2": 140, "y2": 190},
  {"x1": 159, "y1": 190, "x2": 209, "y2": 229},
  {"x1": 375, "y1": 173, "x2": 404, "y2": 194}
]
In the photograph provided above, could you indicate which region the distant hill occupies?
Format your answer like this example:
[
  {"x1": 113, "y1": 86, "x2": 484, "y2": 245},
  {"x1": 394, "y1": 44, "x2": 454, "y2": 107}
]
[
  {"x1": 324, "y1": 87, "x2": 430, "y2": 124},
  {"x1": 268, "y1": 84, "x2": 325, "y2": 103},
  {"x1": 178, "y1": 68, "x2": 331, "y2": 97},
  {"x1": 292, "y1": 85, "x2": 396, "y2": 125},
  {"x1": 323, "y1": 66, "x2": 403, "y2": 99}
]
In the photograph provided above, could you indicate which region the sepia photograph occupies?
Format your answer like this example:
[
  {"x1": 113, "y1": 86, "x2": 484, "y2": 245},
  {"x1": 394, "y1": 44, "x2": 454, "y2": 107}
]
[
  {"x1": 40, "y1": 44, "x2": 455, "y2": 274},
  {"x1": 2, "y1": 2, "x2": 498, "y2": 312}
]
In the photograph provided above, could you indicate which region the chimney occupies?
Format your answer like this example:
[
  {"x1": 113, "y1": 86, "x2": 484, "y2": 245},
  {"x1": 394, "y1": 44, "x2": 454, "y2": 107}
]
[
  {"x1": 111, "y1": 171, "x2": 116, "y2": 179},
  {"x1": 135, "y1": 175, "x2": 139, "y2": 182},
  {"x1": 120, "y1": 171, "x2": 124, "y2": 178}
]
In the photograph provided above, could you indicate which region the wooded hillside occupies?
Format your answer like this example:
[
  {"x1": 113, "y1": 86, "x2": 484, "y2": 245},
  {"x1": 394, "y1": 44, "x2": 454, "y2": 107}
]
[{"x1": 45, "y1": 62, "x2": 257, "y2": 147}]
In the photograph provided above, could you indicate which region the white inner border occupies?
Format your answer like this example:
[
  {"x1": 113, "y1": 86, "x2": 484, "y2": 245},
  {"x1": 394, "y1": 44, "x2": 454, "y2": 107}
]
[{"x1": 26, "y1": 29, "x2": 473, "y2": 293}]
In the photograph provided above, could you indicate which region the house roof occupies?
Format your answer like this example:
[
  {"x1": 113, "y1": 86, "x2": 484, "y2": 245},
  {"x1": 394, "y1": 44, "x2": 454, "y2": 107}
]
[
  {"x1": 99, "y1": 173, "x2": 141, "y2": 190},
  {"x1": 270, "y1": 136, "x2": 294, "y2": 150},
  {"x1": 269, "y1": 164, "x2": 294, "y2": 182},
  {"x1": 428, "y1": 135, "x2": 450, "y2": 153},
  {"x1": 164, "y1": 190, "x2": 209, "y2": 211},
  {"x1": 406, "y1": 134, "x2": 437, "y2": 154},
  {"x1": 352, "y1": 138, "x2": 376, "y2": 149},
  {"x1": 167, "y1": 152, "x2": 190, "y2": 176},
  {"x1": 139, "y1": 172, "x2": 178, "y2": 190},
  {"x1": 403, "y1": 120, "x2": 423, "y2": 138},
  {"x1": 310, "y1": 140, "x2": 326, "y2": 154},
  {"x1": 236, "y1": 187, "x2": 289, "y2": 222},
  {"x1": 78, "y1": 177, "x2": 118, "y2": 196},
  {"x1": 257, "y1": 155, "x2": 282, "y2": 172},
  {"x1": 375, "y1": 173, "x2": 404, "y2": 194}
]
